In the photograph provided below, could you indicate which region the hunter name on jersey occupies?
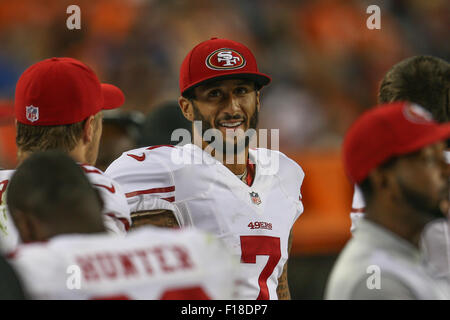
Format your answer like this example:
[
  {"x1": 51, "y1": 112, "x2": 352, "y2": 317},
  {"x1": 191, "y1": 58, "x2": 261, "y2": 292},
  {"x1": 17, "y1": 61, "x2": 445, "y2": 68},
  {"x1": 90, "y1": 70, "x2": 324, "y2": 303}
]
[
  {"x1": 10, "y1": 227, "x2": 237, "y2": 299},
  {"x1": 76, "y1": 243, "x2": 194, "y2": 283},
  {"x1": 106, "y1": 143, "x2": 304, "y2": 300}
]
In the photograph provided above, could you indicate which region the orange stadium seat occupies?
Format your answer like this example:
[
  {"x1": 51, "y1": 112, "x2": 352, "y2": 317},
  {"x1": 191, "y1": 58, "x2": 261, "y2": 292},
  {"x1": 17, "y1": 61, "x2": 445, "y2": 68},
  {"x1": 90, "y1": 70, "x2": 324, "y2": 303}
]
[{"x1": 287, "y1": 149, "x2": 352, "y2": 255}]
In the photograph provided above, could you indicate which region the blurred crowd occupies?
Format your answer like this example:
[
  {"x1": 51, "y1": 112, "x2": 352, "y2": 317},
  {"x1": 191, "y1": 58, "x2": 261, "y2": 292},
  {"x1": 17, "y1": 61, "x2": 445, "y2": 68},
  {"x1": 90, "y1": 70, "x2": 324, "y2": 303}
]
[
  {"x1": 0, "y1": 0, "x2": 448, "y2": 299},
  {"x1": 0, "y1": 0, "x2": 447, "y2": 158}
]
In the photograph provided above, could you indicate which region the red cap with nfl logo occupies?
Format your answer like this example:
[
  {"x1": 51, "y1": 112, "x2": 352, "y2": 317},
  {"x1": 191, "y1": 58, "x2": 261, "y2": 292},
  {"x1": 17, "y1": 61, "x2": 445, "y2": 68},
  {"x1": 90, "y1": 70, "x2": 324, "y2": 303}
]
[
  {"x1": 343, "y1": 101, "x2": 450, "y2": 184},
  {"x1": 179, "y1": 38, "x2": 271, "y2": 95},
  {"x1": 15, "y1": 57, "x2": 125, "y2": 125}
]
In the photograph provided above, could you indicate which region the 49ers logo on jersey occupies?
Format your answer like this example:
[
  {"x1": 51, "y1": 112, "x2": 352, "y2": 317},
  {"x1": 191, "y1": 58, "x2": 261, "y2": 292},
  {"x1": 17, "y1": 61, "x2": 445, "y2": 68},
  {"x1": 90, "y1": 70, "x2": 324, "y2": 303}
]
[{"x1": 206, "y1": 48, "x2": 246, "y2": 70}]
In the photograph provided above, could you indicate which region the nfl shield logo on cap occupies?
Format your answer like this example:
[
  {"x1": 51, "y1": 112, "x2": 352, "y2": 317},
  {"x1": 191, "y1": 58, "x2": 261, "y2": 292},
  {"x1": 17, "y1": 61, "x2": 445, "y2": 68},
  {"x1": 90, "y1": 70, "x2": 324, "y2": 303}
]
[
  {"x1": 25, "y1": 105, "x2": 39, "y2": 122},
  {"x1": 249, "y1": 191, "x2": 261, "y2": 205}
]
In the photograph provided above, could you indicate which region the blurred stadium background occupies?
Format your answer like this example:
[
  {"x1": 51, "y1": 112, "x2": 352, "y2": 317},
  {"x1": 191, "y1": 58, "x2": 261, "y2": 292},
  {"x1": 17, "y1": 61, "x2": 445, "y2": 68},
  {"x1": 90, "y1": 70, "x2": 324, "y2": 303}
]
[{"x1": 0, "y1": 0, "x2": 448, "y2": 299}]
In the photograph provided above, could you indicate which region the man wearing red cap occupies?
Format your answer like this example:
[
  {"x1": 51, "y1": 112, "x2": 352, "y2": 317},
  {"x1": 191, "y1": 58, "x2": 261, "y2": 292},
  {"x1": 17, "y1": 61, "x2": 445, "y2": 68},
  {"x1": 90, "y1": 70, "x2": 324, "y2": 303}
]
[
  {"x1": 350, "y1": 56, "x2": 450, "y2": 284},
  {"x1": 0, "y1": 57, "x2": 131, "y2": 253},
  {"x1": 326, "y1": 101, "x2": 450, "y2": 299},
  {"x1": 107, "y1": 38, "x2": 305, "y2": 300}
]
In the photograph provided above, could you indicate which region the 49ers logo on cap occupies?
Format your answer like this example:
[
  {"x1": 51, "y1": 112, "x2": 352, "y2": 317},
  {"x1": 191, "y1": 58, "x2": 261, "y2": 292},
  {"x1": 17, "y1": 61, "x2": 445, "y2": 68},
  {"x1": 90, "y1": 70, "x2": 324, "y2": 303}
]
[
  {"x1": 206, "y1": 48, "x2": 246, "y2": 70},
  {"x1": 403, "y1": 103, "x2": 434, "y2": 124}
]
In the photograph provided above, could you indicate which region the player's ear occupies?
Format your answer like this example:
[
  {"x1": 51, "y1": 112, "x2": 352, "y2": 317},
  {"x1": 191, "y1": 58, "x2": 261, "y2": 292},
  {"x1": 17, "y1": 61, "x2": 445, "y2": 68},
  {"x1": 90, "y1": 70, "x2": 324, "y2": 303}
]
[
  {"x1": 369, "y1": 166, "x2": 396, "y2": 193},
  {"x1": 256, "y1": 90, "x2": 261, "y2": 112},
  {"x1": 178, "y1": 96, "x2": 194, "y2": 122},
  {"x1": 82, "y1": 115, "x2": 96, "y2": 144}
]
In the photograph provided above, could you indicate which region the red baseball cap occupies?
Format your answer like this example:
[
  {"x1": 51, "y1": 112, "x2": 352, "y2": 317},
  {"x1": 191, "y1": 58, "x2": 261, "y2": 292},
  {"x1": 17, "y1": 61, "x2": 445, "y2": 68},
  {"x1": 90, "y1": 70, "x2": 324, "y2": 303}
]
[
  {"x1": 343, "y1": 101, "x2": 450, "y2": 184},
  {"x1": 15, "y1": 57, "x2": 125, "y2": 125},
  {"x1": 179, "y1": 38, "x2": 271, "y2": 95}
]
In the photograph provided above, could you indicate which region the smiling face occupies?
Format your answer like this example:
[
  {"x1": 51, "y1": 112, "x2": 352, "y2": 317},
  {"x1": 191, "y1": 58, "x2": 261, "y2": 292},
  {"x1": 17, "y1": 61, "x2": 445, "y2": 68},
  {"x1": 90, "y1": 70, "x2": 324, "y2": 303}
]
[{"x1": 179, "y1": 78, "x2": 260, "y2": 154}]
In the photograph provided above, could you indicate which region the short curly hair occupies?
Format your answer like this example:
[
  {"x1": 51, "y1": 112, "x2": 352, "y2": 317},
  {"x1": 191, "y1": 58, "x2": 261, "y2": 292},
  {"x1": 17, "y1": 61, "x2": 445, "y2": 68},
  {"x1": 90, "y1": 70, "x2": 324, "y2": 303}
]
[{"x1": 378, "y1": 55, "x2": 450, "y2": 123}]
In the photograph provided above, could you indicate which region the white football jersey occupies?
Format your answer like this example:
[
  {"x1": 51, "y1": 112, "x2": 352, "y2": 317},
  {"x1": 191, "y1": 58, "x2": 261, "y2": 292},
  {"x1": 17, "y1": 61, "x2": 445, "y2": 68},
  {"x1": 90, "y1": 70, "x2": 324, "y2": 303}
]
[
  {"x1": 349, "y1": 151, "x2": 450, "y2": 282},
  {"x1": 106, "y1": 143, "x2": 305, "y2": 300},
  {"x1": 9, "y1": 226, "x2": 237, "y2": 299},
  {"x1": 0, "y1": 170, "x2": 17, "y2": 253},
  {"x1": 350, "y1": 185, "x2": 365, "y2": 233},
  {"x1": 0, "y1": 164, "x2": 131, "y2": 254}
]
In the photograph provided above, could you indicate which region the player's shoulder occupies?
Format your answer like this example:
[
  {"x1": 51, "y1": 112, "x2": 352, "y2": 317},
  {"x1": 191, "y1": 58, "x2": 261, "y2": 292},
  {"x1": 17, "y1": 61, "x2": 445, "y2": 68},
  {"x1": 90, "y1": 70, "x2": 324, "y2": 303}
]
[
  {"x1": 13, "y1": 228, "x2": 214, "y2": 258},
  {"x1": 11, "y1": 233, "x2": 118, "y2": 260},
  {"x1": 8, "y1": 240, "x2": 60, "y2": 279},
  {"x1": 129, "y1": 225, "x2": 204, "y2": 243},
  {"x1": 106, "y1": 144, "x2": 186, "y2": 175},
  {"x1": 0, "y1": 169, "x2": 15, "y2": 182},
  {"x1": 129, "y1": 226, "x2": 234, "y2": 263},
  {"x1": 252, "y1": 148, "x2": 304, "y2": 179},
  {"x1": 78, "y1": 163, "x2": 118, "y2": 185},
  {"x1": 9, "y1": 235, "x2": 98, "y2": 282},
  {"x1": 79, "y1": 163, "x2": 109, "y2": 181}
]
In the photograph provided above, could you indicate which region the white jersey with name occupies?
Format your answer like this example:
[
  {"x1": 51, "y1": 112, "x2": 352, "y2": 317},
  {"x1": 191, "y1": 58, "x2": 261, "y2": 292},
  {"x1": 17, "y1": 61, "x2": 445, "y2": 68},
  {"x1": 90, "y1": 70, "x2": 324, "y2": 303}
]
[
  {"x1": 106, "y1": 144, "x2": 305, "y2": 300},
  {"x1": 9, "y1": 226, "x2": 237, "y2": 299},
  {"x1": 349, "y1": 151, "x2": 450, "y2": 282},
  {"x1": 0, "y1": 164, "x2": 131, "y2": 254}
]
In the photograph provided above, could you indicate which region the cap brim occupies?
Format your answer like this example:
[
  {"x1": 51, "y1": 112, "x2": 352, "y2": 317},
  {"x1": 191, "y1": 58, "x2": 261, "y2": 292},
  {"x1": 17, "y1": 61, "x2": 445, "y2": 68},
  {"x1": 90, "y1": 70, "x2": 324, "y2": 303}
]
[
  {"x1": 101, "y1": 83, "x2": 125, "y2": 110},
  {"x1": 182, "y1": 72, "x2": 271, "y2": 95},
  {"x1": 396, "y1": 124, "x2": 450, "y2": 157},
  {"x1": 352, "y1": 123, "x2": 450, "y2": 184}
]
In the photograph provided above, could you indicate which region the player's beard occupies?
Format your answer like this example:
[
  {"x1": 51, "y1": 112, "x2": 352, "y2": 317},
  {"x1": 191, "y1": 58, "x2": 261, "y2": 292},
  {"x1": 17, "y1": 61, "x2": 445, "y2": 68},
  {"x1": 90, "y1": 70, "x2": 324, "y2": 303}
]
[
  {"x1": 397, "y1": 178, "x2": 447, "y2": 221},
  {"x1": 191, "y1": 101, "x2": 259, "y2": 156}
]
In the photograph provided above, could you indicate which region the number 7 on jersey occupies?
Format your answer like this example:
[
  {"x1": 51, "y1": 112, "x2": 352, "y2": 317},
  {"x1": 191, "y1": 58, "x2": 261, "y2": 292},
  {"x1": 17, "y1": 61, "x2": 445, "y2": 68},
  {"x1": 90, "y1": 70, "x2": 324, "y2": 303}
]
[{"x1": 240, "y1": 235, "x2": 281, "y2": 300}]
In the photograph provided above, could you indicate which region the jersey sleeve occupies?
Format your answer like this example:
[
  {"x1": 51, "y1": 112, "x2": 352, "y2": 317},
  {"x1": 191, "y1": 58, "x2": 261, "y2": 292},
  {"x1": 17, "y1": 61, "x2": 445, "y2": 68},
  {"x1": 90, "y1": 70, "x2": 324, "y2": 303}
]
[
  {"x1": 80, "y1": 165, "x2": 131, "y2": 235},
  {"x1": 291, "y1": 162, "x2": 305, "y2": 223},
  {"x1": 350, "y1": 185, "x2": 366, "y2": 233},
  {"x1": 105, "y1": 146, "x2": 182, "y2": 220},
  {"x1": 272, "y1": 150, "x2": 305, "y2": 225}
]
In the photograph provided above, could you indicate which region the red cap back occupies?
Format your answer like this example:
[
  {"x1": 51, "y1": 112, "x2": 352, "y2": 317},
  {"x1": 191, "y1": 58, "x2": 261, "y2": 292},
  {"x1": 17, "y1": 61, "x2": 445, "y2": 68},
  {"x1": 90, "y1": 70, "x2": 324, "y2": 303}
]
[
  {"x1": 15, "y1": 57, "x2": 124, "y2": 126},
  {"x1": 179, "y1": 38, "x2": 271, "y2": 95},
  {"x1": 343, "y1": 101, "x2": 450, "y2": 184}
]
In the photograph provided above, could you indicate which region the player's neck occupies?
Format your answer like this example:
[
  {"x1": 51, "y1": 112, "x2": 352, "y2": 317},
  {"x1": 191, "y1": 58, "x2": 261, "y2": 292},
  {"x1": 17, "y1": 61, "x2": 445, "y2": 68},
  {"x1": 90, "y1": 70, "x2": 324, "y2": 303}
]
[
  {"x1": 68, "y1": 145, "x2": 89, "y2": 165},
  {"x1": 197, "y1": 140, "x2": 249, "y2": 175},
  {"x1": 224, "y1": 159, "x2": 248, "y2": 176},
  {"x1": 365, "y1": 202, "x2": 426, "y2": 249},
  {"x1": 17, "y1": 146, "x2": 89, "y2": 167}
]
